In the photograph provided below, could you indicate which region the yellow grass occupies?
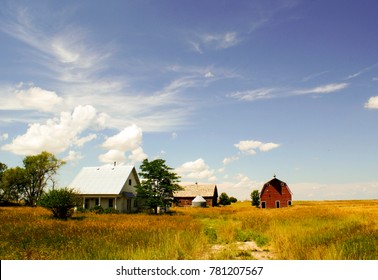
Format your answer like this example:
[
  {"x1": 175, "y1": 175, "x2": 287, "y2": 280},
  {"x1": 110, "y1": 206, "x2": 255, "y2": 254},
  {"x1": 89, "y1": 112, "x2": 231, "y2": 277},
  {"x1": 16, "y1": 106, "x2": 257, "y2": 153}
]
[{"x1": 1, "y1": 200, "x2": 377, "y2": 260}]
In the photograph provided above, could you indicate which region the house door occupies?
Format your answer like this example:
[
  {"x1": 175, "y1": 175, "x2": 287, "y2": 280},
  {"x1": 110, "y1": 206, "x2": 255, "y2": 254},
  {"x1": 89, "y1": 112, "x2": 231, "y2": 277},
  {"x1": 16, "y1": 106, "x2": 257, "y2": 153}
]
[
  {"x1": 276, "y1": 201, "x2": 280, "y2": 208},
  {"x1": 127, "y1": 199, "x2": 131, "y2": 212}
]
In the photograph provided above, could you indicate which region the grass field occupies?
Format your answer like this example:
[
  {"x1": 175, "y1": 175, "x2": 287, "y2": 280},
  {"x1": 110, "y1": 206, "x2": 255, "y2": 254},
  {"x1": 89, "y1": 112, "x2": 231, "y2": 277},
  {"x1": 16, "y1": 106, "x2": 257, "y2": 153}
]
[{"x1": 1, "y1": 200, "x2": 377, "y2": 260}]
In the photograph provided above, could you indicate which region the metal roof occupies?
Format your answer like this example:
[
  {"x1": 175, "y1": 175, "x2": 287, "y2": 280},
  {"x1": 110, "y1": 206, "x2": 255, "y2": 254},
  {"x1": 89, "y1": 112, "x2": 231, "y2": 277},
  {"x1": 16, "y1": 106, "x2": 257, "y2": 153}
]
[
  {"x1": 192, "y1": 195, "x2": 206, "y2": 202},
  {"x1": 69, "y1": 165, "x2": 136, "y2": 195}
]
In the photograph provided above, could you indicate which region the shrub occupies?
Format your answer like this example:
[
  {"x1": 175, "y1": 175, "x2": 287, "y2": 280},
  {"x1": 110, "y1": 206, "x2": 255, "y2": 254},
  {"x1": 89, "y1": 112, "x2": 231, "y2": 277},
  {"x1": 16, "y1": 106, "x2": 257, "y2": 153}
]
[
  {"x1": 38, "y1": 187, "x2": 80, "y2": 220},
  {"x1": 90, "y1": 205, "x2": 104, "y2": 214}
]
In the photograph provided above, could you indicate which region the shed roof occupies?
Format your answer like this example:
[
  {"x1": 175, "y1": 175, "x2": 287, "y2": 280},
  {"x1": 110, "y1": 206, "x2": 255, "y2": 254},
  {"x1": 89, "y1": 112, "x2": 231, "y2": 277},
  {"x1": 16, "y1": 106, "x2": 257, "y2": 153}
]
[
  {"x1": 70, "y1": 165, "x2": 138, "y2": 195},
  {"x1": 175, "y1": 184, "x2": 217, "y2": 198}
]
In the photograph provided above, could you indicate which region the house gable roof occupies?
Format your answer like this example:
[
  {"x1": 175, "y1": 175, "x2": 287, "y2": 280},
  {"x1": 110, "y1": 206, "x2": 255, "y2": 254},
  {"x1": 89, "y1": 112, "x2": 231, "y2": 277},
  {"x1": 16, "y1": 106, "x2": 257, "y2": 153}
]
[
  {"x1": 70, "y1": 165, "x2": 138, "y2": 195},
  {"x1": 174, "y1": 184, "x2": 218, "y2": 198}
]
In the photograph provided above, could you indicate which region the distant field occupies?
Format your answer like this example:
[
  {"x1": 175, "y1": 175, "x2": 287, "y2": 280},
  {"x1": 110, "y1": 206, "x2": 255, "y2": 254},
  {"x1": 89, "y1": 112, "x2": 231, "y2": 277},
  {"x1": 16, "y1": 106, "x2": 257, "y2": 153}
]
[{"x1": 1, "y1": 200, "x2": 377, "y2": 260}]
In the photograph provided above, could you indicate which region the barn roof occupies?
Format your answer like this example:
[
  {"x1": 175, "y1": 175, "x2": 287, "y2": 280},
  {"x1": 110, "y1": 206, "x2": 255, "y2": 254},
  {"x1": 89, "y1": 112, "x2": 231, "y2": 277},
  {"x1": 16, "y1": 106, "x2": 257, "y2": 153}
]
[
  {"x1": 261, "y1": 177, "x2": 292, "y2": 196},
  {"x1": 174, "y1": 183, "x2": 218, "y2": 198},
  {"x1": 69, "y1": 165, "x2": 138, "y2": 195}
]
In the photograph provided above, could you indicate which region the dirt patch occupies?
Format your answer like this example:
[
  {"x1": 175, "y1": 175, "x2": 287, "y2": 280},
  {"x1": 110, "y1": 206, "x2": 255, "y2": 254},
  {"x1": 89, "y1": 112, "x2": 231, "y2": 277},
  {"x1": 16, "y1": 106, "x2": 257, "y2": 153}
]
[{"x1": 208, "y1": 241, "x2": 275, "y2": 260}]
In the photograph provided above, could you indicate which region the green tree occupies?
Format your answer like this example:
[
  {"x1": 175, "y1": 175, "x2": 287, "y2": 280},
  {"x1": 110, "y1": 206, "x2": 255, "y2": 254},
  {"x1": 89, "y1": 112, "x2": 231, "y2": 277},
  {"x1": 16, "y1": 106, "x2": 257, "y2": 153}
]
[
  {"x1": 136, "y1": 159, "x2": 181, "y2": 214},
  {"x1": 0, "y1": 162, "x2": 8, "y2": 203},
  {"x1": 38, "y1": 187, "x2": 81, "y2": 220},
  {"x1": 251, "y1": 190, "x2": 260, "y2": 207},
  {"x1": 219, "y1": 192, "x2": 231, "y2": 206},
  {"x1": 23, "y1": 151, "x2": 65, "y2": 206},
  {"x1": 0, "y1": 167, "x2": 28, "y2": 204}
]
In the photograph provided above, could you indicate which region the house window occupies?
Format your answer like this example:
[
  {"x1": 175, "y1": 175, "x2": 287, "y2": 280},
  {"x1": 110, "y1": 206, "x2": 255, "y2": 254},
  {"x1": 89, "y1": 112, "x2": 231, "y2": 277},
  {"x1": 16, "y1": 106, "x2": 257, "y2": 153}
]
[
  {"x1": 276, "y1": 201, "x2": 280, "y2": 208},
  {"x1": 288, "y1": 200, "x2": 292, "y2": 206},
  {"x1": 261, "y1": 201, "x2": 266, "y2": 208},
  {"x1": 109, "y1": 199, "x2": 113, "y2": 208},
  {"x1": 129, "y1": 179, "x2": 132, "y2": 185}
]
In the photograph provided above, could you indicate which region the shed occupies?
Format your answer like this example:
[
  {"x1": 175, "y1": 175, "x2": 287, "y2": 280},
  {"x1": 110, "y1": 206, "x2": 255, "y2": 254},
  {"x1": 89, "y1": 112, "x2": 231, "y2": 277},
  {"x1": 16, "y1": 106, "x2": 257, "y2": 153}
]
[
  {"x1": 69, "y1": 165, "x2": 140, "y2": 213},
  {"x1": 192, "y1": 195, "x2": 207, "y2": 208},
  {"x1": 174, "y1": 183, "x2": 218, "y2": 207},
  {"x1": 260, "y1": 176, "x2": 292, "y2": 209}
]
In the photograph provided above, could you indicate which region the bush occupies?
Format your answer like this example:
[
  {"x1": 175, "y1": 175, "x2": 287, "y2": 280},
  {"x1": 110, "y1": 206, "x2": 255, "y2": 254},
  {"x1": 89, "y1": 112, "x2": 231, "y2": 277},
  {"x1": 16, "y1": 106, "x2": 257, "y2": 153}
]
[
  {"x1": 38, "y1": 187, "x2": 80, "y2": 220},
  {"x1": 90, "y1": 205, "x2": 104, "y2": 214},
  {"x1": 104, "y1": 207, "x2": 119, "y2": 214}
]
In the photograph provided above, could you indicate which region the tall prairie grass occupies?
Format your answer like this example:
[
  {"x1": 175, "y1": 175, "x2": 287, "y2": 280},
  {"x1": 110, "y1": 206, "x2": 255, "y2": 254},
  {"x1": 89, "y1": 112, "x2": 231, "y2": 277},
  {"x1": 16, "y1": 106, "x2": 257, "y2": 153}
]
[{"x1": 1, "y1": 200, "x2": 377, "y2": 260}]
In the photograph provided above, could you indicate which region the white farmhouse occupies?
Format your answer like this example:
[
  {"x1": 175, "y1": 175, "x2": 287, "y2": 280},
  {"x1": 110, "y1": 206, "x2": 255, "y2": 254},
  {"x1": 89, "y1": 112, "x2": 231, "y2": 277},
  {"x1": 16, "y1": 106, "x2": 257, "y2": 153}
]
[{"x1": 70, "y1": 165, "x2": 140, "y2": 213}]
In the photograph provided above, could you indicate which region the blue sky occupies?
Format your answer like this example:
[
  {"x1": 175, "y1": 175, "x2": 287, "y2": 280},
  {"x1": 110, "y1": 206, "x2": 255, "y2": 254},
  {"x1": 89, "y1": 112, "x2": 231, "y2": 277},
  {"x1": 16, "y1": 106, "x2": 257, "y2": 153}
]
[{"x1": 1, "y1": 0, "x2": 378, "y2": 200}]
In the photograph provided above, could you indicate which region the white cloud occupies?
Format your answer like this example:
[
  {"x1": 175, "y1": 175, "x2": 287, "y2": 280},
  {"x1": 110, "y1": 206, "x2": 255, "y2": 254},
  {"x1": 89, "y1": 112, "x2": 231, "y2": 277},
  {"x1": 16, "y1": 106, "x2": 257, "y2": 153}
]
[
  {"x1": 204, "y1": 71, "x2": 215, "y2": 78},
  {"x1": 228, "y1": 88, "x2": 275, "y2": 101},
  {"x1": 15, "y1": 86, "x2": 63, "y2": 112},
  {"x1": 1, "y1": 105, "x2": 98, "y2": 155},
  {"x1": 259, "y1": 142, "x2": 281, "y2": 152},
  {"x1": 295, "y1": 83, "x2": 349, "y2": 95},
  {"x1": 63, "y1": 150, "x2": 83, "y2": 163},
  {"x1": 346, "y1": 63, "x2": 378, "y2": 80},
  {"x1": 128, "y1": 147, "x2": 147, "y2": 164},
  {"x1": 0, "y1": 133, "x2": 9, "y2": 141},
  {"x1": 364, "y1": 96, "x2": 378, "y2": 109},
  {"x1": 98, "y1": 149, "x2": 126, "y2": 165},
  {"x1": 176, "y1": 158, "x2": 217, "y2": 182},
  {"x1": 1, "y1": 8, "x2": 196, "y2": 132},
  {"x1": 99, "y1": 124, "x2": 147, "y2": 165},
  {"x1": 203, "y1": 32, "x2": 241, "y2": 49},
  {"x1": 234, "y1": 140, "x2": 280, "y2": 155},
  {"x1": 75, "y1": 133, "x2": 97, "y2": 147},
  {"x1": 223, "y1": 156, "x2": 240, "y2": 165},
  {"x1": 218, "y1": 174, "x2": 262, "y2": 200},
  {"x1": 102, "y1": 125, "x2": 143, "y2": 152}
]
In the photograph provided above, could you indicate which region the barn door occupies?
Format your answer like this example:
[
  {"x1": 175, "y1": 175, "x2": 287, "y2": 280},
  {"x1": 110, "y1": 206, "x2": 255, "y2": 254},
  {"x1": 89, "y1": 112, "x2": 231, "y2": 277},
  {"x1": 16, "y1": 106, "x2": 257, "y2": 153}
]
[
  {"x1": 261, "y1": 201, "x2": 266, "y2": 208},
  {"x1": 276, "y1": 201, "x2": 280, "y2": 208}
]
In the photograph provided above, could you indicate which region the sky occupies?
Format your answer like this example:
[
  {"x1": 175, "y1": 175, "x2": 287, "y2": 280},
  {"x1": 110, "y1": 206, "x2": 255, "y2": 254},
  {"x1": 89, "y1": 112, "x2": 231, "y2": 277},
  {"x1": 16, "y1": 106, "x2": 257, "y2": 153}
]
[{"x1": 1, "y1": 0, "x2": 378, "y2": 201}]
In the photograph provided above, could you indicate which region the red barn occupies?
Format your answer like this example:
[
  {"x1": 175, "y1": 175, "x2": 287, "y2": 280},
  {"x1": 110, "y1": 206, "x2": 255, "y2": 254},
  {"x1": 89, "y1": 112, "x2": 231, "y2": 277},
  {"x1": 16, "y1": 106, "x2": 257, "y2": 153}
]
[{"x1": 260, "y1": 176, "x2": 292, "y2": 208}]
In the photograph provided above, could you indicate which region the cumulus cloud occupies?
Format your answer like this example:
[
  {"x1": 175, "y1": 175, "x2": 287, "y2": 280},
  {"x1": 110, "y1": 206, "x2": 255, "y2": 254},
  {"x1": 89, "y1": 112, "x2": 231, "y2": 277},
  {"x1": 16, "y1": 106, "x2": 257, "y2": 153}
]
[
  {"x1": 1, "y1": 105, "x2": 98, "y2": 155},
  {"x1": 364, "y1": 96, "x2": 378, "y2": 109},
  {"x1": 234, "y1": 140, "x2": 280, "y2": 155},
  {"x1": 176, "y1": 158, "x2": 217, "y2": 182},
  {"x1": 15, "y1": 86, "x2": 63, "y2": 112},
  {"x1": 223, "y1": 156, "x2": 240, "y2": 165},
  {"x1": 99, "y1": 124, "x2": 147, "y2": 165}
]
